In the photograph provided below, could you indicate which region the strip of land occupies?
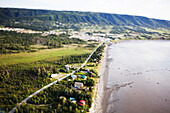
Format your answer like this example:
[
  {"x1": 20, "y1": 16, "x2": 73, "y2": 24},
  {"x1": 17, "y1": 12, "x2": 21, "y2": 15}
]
[{"x1": 89, "y1": 44, "x2": 109, "y2": 113}]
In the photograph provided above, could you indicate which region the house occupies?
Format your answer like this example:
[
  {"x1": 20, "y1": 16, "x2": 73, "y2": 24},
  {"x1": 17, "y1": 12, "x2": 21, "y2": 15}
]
[
  {"x1": 93, "y1": 59, "x2": 97, "y2": 63},
  {"x1": 71, "y1": 75, "x2": 77, "y2": 80},
  {"x1": 60, "y1": 96, "x2": 66, "y2": 99},
  {"x1": 81, "y1": 71, "x2": 88, "y2": 73},
  {"x1": 70, "y1": 97, "x2": 75, "y2": 101},
  {"x1": 80, "y1": 75, "x2": 87, "y2": 80},
  {"x1": 65, "y1": 64, "x2": 71, "y2": 71},
  {"x1": 51, "y1": 74, "x2": 58, "y2": 78},
  {"x1": 93, "y1": 33, "x2": 106, "y2": 37},
  {"x1": 74, "y1": 82, "x2": 84, "y2": 89},
  {"x1": 97, "y1": 53, "x2": 101, "y2": 56},
  {"x1": 72, "y1": 100, "x2": 77, "y2": 103},
  {"x1": 69, "y1": 97, "x2": 77, "y2": 103},
  {"x1": 79, "y1": 100, "x2": 86, "y2": 106}
]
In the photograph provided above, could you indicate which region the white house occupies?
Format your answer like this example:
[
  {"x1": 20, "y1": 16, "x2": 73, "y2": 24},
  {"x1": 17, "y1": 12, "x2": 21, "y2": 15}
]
[
  {"x1": 65, "y1": 64, "x2": 71, "y2": 71},
  {"x1": 51, "y1": 74, "x2": 58, "y2": 78}
]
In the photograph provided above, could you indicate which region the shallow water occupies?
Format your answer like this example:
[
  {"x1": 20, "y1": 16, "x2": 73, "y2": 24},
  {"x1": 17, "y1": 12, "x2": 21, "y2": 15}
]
[{"x1": 106, "y1": 40, "x2": 170, "y2": 113}]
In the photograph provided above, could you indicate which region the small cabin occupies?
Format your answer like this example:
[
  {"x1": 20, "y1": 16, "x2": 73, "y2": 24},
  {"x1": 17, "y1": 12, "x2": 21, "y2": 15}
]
[
  {"x1": 51, "y1": 74, "x2": 58, "y2": 78},
  {"x1": 71, "y1": 75, "x2": 77, "y2": 80},
  {"x1": 65, "y1": 64, "x2": 71, "y2": 71},
  {"x1": 74, "y1": 82, "x2": 84, "y2": 89},
  {"x1": 70, "y1": 97, "x2": 75, "y2": 101},
  {"x1": 80, "y1": 75, "x2": 87, "y2": 80},
  {"x1": 79, "y1": 100, "x2": 86, "y2": 106},
  {"x1": 72, "y1": 100, "x2": 77, "y2": 103},
  {"x1": 60, "y1": 96, "x2": 66, "y2": 99}
]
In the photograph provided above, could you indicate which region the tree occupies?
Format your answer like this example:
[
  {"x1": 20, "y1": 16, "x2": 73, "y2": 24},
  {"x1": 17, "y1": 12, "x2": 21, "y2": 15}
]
[
  {"x1": 2, "y1": 46, "x2": 6, "y2": 53},
  {"x1": 44, "y1": 99, "x2": 47, "y2": 104},
  {"x1": 5, "y1": 70, "x2": 10, "y2": 79},
  {"x1": 16, "y1": 108, "x2": 18, "y2": 113},
  {"x1": 75, "y1": 108, "x2": 80, "y2": 113},
  {"x1": 69, "y1": 106, "x2": 72, "y2": 112},
  {"x1": 57, "y1": 104, "x2": 61, "y2": 111}
]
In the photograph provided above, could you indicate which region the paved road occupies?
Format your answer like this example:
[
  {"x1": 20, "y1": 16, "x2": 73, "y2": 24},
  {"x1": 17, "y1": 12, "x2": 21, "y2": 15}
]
[{"x1": 9, "y1": 42, "x2": 103, "y2": 113}]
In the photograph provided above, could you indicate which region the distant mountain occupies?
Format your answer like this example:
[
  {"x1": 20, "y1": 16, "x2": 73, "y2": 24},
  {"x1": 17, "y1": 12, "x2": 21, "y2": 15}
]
[{"x1": 0, "y1": 8, "x2": 170, "y2": 30}]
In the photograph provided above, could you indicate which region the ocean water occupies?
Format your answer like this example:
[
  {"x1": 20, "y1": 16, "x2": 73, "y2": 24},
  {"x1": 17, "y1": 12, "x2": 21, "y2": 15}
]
[{"x1": 106, "y1": 40, "x2": 170, "y2": 113}]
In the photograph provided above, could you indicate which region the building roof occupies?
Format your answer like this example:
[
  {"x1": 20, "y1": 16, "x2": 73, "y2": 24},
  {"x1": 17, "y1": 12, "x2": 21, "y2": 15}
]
[
  {"x1": 80, "y1": 100, "x2": 86, "y2": 103},
  {"x1": 98, "y1": 53, "x2": 101, "y2": 55},
  {"x1": 71, "y1": 75, "x2": 77, "y2": 78},
  {"x1": 74, "y1": 82, "x2": 83, "y2": 85},
  {"x1": 51, "y1": 74, "x2": 58, "y2": 78},
  {"x1": 65, "y1": 64, "x2": 71, "y2": 68},
  {"x1": 79, "y1": 100, "x2": 86, "y2": 106},
  {"x1": 74, "y1": 82, "x2": 84, "y2": 88},
  {"x1": 80, "y1": 75, "x2": 86, "y2": 79},
  {"x1": 60, "y1": 96, "x2": 65, "y2": 99},
  {"x1": 72, "y1": 100, "x2": 77, "y2": 103},
  {"x1": 79, "y1": 103, "x2": 84, "y2": 106},
  {"x1": 70, "y1": 97, "x2": 75, "y2": 101}
]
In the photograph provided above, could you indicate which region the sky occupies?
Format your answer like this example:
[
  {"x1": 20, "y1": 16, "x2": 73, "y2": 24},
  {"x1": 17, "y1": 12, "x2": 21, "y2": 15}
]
[{"x1": 0, "y1": 0, "x2": 170, "y2": 20}]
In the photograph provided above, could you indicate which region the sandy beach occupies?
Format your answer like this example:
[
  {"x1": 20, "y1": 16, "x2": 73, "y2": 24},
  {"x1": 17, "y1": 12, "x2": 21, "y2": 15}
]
[{"x1": 89, "y1": 44, "x2": 110, "y2": 113}]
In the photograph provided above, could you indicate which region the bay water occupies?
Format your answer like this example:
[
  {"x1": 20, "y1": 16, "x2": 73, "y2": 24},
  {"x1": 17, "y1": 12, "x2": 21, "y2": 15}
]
[{"x1": 106, "y1": 40, "x2": 170, "y2": 113}]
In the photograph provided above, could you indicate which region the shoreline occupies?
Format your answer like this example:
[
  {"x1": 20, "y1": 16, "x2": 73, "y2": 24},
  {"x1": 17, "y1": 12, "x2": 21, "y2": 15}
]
[
  {"x1": 89, "y1": 44, "x2": 110, "y2": 113},
  {"x1": 104, "y1": 40, "x2": 170, "y2": 113}
]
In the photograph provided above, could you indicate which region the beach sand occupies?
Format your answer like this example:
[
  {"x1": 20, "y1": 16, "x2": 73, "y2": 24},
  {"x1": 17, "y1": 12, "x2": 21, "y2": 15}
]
[{"x1": 89, "y1": 44, "x2": 110, "y2": 113}]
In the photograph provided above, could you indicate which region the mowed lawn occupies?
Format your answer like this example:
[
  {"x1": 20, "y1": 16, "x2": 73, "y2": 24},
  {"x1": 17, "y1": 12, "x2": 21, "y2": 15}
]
[{"x1": 0, "y1": 47, "x2": 92, "y2": 66}]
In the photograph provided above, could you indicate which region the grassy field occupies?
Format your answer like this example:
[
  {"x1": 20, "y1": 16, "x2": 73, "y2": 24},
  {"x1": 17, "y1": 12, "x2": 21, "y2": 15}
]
[
  {"x1": 0, "y1": 46, "x2": 92, "y2": 66},
  {"x1": 143, "y1": 27, "x2": 170, "y2": 34},
  {"x1": 31, "y1": 44, "x2": 48, "y2": 49}
]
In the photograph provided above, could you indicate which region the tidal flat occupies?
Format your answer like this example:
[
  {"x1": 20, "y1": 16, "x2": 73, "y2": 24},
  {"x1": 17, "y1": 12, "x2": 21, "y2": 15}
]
[{"x1": 104, "y1": 40, "x2": 170, "y2": 113}]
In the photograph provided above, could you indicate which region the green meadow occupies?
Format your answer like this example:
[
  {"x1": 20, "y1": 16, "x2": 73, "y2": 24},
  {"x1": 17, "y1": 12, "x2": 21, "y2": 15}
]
[{"x1": 0, "y1": 47, "x2": 92, "y2": 67}]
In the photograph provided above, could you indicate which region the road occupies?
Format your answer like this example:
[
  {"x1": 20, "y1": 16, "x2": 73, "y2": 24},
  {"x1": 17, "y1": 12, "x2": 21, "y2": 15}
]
[{"x1": 9, "y1": 42, "x2": 103, "y2": 113}]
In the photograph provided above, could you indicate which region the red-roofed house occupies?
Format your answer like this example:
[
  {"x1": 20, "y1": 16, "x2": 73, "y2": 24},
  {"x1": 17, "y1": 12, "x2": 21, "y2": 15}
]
[{"x1": 79, "y1": 100, "x2": 86, "y2": 106}]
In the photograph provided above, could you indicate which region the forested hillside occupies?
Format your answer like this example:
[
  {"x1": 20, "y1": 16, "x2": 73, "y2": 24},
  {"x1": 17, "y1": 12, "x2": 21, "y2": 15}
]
[
  {"x1": 0, "y1": 31, "x2": 86, "y2": 53},
  {"x1": 0, "y1": 8, "x2": 170, "y2": 31}
]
